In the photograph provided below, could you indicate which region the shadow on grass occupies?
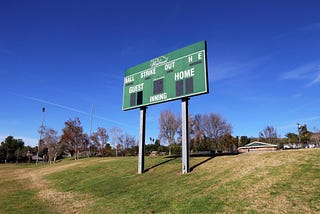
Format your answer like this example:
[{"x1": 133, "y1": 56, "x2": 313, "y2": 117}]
[
  {"x1": 190, "y1": 155, "x2": 215, "y2": 172},
  {"x1": 144, "y1": 153, "x2": 239, "y2": 173},
  {"x1": 144, "y1": 156, "x2": 178, "y2": 173},
  {"x1": 190, "y1": 152, "x2": 239, "y2": 172}
]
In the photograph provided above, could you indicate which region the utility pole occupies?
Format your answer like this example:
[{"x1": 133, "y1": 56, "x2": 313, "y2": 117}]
[
  {"x1": 89, "y1": 104, "x2": 94, "y2": 157},
  {"x1": 297, "y1": 123, "x2": 302, "y2": 145},
  {"x1": 36, "y1": 107, "x2": 45, "y2": 165}
]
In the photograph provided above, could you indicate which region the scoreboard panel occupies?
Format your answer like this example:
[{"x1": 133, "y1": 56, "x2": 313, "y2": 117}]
[{"x1": 122, "y1": 41, "x2": 208, "y2": 111}]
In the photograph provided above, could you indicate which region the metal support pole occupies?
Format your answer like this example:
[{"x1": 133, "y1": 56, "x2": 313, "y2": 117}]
[
  {"x1": 297, "y1": 123, "x2": 301, "y2": 145},
  {"x1": 181, "y1": 98, "x2": 190, "y2": 174},
  {"x1": 36, "y1": 107, "x2": 45, "y2": 165},
  {"x1": 89, "y1": 104, "x2": 94, "y2": 157},
  {"x1": 138, "y1": 107, "x2": 146, "y2": 174}
]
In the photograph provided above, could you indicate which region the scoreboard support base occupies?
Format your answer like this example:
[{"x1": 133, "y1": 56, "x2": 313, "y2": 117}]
[{"x1": 138, "y1": 106, "x2": 146, "y2": 174}]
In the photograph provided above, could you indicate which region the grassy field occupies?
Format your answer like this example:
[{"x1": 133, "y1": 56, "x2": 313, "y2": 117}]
[{"x1": 0, "y1": 149, "x2": 319, "y2": 213}]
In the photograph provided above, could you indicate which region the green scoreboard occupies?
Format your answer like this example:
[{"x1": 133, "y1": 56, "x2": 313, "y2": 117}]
[{"x1": 122, "y1": 41, "x2": 208, "y2": 111}]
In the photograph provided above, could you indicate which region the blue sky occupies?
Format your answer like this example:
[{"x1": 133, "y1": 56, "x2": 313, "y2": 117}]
[{"x1": 1, "y1": 0, "x2": 320, "y2": 146}]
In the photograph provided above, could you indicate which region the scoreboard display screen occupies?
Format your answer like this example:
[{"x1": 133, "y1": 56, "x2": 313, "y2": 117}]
[{"x1": 122, "y1": 41, "x2": 208, "y2": 111}]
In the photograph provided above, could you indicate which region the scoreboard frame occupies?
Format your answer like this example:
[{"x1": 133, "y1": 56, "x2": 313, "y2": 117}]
[{"x1": 122, "y1": 41, "x2": 208, "y2": 111}]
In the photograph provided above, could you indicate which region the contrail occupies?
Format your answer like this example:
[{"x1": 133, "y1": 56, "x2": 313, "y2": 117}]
[
  {"x1": 12, "y1": 92, "x2": 126, "y2": 126},
  {"x1": 20, "y1": 94, "x2": 90, "y2": 116}
]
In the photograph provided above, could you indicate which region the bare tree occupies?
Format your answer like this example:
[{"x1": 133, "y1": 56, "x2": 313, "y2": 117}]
[
  {"x1": 158, "y1": 110, "x2": 180, "y2": 155},
  {"x1": 259, "y1": 126, "x2": 278, "y2": 144},
  {"x1": 109, "y1": 127, "x2": 123, "y2": 157},
  {"x1": 202, "y1": 113, "x2": 232, "y2": 153}
]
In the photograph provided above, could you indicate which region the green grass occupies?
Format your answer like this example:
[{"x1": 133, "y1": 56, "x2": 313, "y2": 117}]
[{"x1": 1, "y1": 149, "x2": 320, "y2": 213}]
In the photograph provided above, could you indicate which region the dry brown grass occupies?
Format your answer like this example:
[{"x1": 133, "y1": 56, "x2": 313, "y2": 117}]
[
  {"x1": 2, "y1": 158, "x2": 113, "y2": 213},
  {"x1": 189, "y1": 149, "x2": 320, "y2": 213}
]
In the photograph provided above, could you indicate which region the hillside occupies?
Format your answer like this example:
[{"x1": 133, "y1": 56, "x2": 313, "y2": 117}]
[{"x1": 0, "y1": 149, "x2": 319, "y2": 213}]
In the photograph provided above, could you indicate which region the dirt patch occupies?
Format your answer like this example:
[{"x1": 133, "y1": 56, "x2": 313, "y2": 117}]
[{"x1": 15, "y1": 159, "x2": 112, "y2": 213}]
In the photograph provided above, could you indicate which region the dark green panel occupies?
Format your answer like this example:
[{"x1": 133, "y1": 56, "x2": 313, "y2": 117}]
[
  {"x1": 137, "y1": 91, "x2": 143, "y2": 105},
  {"x1": 122, "y1": 41, "x2": 208, "y2": 110},
  {"x1": 153, "y1": 78, "x2": 164, "y2": 95},
  {"x1": 130, "y1": 93, "x2": 136, "y2": 107},
  {"x1": 176, "y1": 80, "x2": 183, "y2": 97},
  {"x1": 186, "y1": 77, "x2": 194, "y2": 94}
]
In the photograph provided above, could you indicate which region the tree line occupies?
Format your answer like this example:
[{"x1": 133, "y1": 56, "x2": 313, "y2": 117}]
[
  {"x1": 38, "y1": 117, "x2": 139, "y2": 163},
  {"x1": 1, "y1": 111, "x2": 320, "y2": 163},
  {"x1": 0, "y1": 136, "x2": 32, "y2": 163},
  {"x1": 0, "y1": 117, "x2": 138, "y2": 163},
  {"x1": 158, "y1": 110, "x2": 235, "y2": 154},
  {"x1": 155, "y1": 111, "x2": 320, "y2": 154}
]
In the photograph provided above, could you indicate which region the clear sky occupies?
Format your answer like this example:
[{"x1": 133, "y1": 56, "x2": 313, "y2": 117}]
[{"x1": 1, "y1": 0, "x2": 320, "y2": 146}]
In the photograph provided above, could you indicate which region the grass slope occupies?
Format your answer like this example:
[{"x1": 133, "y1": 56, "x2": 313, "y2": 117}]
[
  {"x1": 1, "y1": 149, "x2": 319, "y2": 213},
  {"x1": 0, "y1": 164, "x2": 55, "y2": 214}
]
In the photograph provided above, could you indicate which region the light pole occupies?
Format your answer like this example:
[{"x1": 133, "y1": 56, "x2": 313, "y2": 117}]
[
  {"x1": 36, "y1": 107, "x2": 45, "y2": 165},
  {"x1": 297, "y1": 123, "x2": 302, "y2": 145},
  {"x1": 89, "y1": 104, "x2": 93, "y2": 157}
]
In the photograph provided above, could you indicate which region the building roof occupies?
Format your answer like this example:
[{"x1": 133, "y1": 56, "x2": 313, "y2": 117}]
[{"x1": 238, "y1": 141, "x2": 277, "y2": 149}]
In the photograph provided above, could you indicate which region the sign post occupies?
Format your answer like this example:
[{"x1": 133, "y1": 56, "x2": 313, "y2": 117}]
[
  {"x1": 138, "y1": 107, "x2": 146, "y2": 174},
  {"x1": 122, "y1": 41, "x2": 208, "y2": 174},
  {"x1": 181, "y1": 98, "x2": 190, "y2": 174}
]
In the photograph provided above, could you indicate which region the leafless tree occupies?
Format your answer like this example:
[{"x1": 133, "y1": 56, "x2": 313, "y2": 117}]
[
  {"x1": 109, "y1": 127, "x2": 123, "y2": 157},
  {"x1": 202, "y1": 113, "x2": 232, "y2": 153},
  {"x1": 158, "y1": 110, "x2": 180, "y2": 155},
  {"x1": 259, "y1": 125, "x2": 278, "y2": 144}
]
